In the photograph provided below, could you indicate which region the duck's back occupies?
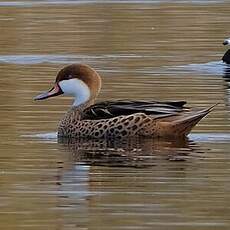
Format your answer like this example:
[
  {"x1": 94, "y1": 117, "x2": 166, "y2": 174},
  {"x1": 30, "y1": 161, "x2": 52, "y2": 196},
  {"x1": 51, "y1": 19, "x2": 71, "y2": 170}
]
[
  {"x1": 222, "y1": 49, "x2": 230, "y2": 64},
  {"x1": 81, "y1": 100, "x2": 187, "y2": 120}
]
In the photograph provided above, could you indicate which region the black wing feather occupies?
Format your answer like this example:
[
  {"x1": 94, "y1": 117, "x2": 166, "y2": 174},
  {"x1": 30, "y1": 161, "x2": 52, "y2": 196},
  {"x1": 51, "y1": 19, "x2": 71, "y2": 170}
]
[{"x1": 82, "y1": 100, "x2": 187, "y2": 120}]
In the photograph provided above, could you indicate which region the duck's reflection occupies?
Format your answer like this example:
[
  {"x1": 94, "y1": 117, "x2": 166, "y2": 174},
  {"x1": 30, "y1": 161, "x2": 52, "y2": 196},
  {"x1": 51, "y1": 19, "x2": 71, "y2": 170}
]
[
  {"x1": 223, "y1": 66, "x2": 230, "y2": 106},
  {"x1": 222, "y1": 38, "x2": 230, "y2": 106},
  {"x1": 53, "y1": 137, "x2": 204, "y2": 229},
  {"x1": 223, "y1": 66, "x2": 230, "y2": 85},
  {"x1": 58, "y1": 137, "x2": 201, "y2": 167}
]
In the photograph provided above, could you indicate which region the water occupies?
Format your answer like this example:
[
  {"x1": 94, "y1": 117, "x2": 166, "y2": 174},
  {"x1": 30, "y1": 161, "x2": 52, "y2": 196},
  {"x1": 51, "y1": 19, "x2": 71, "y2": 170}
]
[{"x1": 0, "y1": 0, "x2": 230, "y2": 229}]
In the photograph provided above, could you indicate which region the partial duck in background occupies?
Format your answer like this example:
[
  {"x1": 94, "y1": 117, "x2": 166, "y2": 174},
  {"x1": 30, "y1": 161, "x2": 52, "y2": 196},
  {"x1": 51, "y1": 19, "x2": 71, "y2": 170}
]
[{"x1": 222, "y1": 38, "x2": 230, "y2": 64}]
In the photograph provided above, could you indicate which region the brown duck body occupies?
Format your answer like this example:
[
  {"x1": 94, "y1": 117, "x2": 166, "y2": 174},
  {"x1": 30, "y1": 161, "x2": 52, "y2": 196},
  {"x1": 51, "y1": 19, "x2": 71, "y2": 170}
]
[
  {"x1": 34, "y1": 64, "x2": 216, "y2": 139},
  {"x1": 57, "y1": 100, "x2": 214, "y2": 139}
]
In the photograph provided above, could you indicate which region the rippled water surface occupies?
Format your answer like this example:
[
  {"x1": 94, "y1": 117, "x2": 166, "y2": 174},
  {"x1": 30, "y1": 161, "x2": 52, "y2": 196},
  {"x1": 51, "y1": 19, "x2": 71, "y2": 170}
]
[{"x1": 0, "y1": 0, "x2": 230, "y2": 229}]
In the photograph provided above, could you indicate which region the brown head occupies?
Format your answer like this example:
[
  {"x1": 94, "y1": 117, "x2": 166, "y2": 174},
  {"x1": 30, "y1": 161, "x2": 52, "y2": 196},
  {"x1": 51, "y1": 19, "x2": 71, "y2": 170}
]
[{"x1": 34, "y1": 64, "x2": 102, "y2": 106}]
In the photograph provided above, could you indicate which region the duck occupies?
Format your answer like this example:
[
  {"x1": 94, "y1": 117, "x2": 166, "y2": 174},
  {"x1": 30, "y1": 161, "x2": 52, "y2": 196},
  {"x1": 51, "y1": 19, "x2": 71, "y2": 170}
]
[
  {"x1": 222, "y1": 38, "x2": 230, "y2": 64},
  {"x1": 34, "y1": 64, "x2": 216, "y2": 139}
]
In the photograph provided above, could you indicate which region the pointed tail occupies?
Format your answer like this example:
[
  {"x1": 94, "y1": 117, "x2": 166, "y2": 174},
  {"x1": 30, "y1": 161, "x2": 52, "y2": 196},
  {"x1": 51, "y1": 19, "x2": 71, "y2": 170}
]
[{"x1": 172, "y1": 103, "x2": 218, "y2": 137}]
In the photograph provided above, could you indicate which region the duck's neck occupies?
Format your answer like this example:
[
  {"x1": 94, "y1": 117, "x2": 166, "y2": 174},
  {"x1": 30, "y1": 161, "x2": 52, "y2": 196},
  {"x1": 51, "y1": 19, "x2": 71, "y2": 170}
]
[
  {"x1": 72, "y1": 89, "x2": 91, "y2": 107},
  {"x1": 69, "y1": 99, "x2": 94, "y2": 120}
]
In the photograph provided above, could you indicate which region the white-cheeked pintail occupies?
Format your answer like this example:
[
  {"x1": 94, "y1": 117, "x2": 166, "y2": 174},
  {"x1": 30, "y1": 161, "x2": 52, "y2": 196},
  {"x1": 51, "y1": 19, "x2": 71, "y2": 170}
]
[{"x1": 34, "y1": 64, "x2": 216, "y2": 139}]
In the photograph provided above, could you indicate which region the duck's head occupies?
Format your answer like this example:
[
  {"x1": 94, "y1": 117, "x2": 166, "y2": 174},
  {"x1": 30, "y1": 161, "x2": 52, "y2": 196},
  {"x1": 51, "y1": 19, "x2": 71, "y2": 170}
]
[
  {"x1": 223, "y1": 38, "x2": 230, "y2": 46},
  {"x1": 34, "y1": 64, "x2": 102, "y2": 106}
]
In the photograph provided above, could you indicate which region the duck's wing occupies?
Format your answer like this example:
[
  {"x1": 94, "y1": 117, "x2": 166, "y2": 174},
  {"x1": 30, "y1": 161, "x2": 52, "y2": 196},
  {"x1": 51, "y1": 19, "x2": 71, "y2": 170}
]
[{"x1": 82, "y1": 100, "x2": 188, "y2": 120}]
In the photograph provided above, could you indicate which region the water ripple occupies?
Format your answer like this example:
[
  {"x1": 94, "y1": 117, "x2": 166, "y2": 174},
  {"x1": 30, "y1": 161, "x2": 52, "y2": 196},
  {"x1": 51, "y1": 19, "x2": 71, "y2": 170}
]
[
  {"x1": 0, "y1": 1, "x2": 226, "y2": 7},
  {"x1": 23, "y1": 132, "x2": 230, "y2": 143},
  {"x1": 165, "y1": 61, "x2": 227, "y2": 76},
  {"x1": 0, "y1": 54, "x2": 95, "y2": 64},
  {"x1": 0, "y1": 54, "x2": 149, "y2": 65}
]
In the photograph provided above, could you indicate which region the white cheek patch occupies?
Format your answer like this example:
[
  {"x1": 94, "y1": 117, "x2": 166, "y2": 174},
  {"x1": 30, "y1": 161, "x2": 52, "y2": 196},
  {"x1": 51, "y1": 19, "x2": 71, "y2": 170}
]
[{"x1": 59, "y1": 79, "x2": 90, "y2": 106}]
